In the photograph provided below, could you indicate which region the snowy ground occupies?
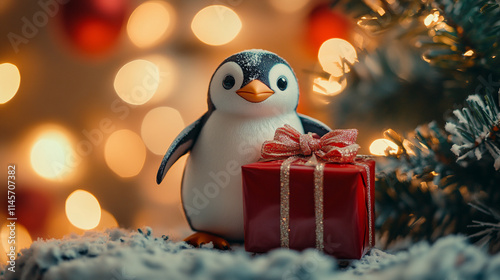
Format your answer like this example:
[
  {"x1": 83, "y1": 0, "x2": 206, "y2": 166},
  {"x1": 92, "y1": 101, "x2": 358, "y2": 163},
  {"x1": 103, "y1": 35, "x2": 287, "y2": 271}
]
[{"x1": 1, "y1": 228, "x2": 499, "y2": 280}]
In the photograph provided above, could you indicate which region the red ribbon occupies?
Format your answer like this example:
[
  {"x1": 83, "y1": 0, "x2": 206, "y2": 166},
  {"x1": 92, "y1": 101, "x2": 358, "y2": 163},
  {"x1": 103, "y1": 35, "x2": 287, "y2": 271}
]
[{"x1": 261, "y1": 124, "x2": 360, "y2": 163}]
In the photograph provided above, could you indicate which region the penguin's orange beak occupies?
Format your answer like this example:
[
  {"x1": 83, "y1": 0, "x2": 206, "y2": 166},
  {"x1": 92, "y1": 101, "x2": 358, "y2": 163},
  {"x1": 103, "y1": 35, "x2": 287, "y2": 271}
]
[{"x1": 236, "y1": 80, "x2": 274, "y2": 103}]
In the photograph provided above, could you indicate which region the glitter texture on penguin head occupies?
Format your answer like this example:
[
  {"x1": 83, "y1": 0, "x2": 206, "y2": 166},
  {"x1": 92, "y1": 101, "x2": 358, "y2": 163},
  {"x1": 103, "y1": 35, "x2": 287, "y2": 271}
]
[{"x1": 208, "y1": 50, "x2": 300, "y2": 117}]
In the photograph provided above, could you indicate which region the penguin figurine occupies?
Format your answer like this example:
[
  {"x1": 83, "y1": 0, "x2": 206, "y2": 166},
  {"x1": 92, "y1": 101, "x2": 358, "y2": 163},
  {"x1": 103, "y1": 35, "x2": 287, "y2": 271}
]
[{"x1": 157, "y1": 50, "x2": 331, "y2": 249}]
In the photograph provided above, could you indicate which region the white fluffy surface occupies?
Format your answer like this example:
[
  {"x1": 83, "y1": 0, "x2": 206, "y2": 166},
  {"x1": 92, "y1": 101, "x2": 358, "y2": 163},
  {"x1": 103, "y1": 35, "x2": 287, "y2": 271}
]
[{"x1": 1, "y1": 229, "x2": 499, "y2": 280}]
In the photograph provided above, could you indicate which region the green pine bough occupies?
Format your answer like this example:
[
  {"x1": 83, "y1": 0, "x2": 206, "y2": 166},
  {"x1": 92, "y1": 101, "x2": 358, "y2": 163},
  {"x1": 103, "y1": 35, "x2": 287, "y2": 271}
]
[{"x1": 328, "y1": 0, "x2": 500, "y2": 251}]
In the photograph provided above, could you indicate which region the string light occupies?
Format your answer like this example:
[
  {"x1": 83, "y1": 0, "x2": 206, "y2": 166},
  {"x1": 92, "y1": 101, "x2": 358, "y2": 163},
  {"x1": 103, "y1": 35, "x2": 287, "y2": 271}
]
[
  {"x1": 318, "y1": 38, "x2": 357, "y2": 77},
  {"x1": 127, "y1": 1, "x2": 175, "y2": 48},
  {"x1": 369, "y1": 138, "x2": 398, "y2": 156},
  {"x1": 463, "y1": 50, "x2": 474, "y2": 57},
  {"x1": 312, "y1": 76, "x2": 347, "y2": 96},
  {"x1": 424, "y1": 11, "x2": 441, "y2": 27},
  {"x1": 65, "y1": 189, "x2": 101, "y2": 230},
  {"x1": 0, "y1": 63, "x2": 21, "y2": 104},
  {"x1": 191, "y1": 5, "x2": 242, "y2": 46},
  {"x1": 104, "y1": 129, "x2": 146, "y2": 178},
  {"x1": 114, "y1": 59, "x2": 160, "y2": 105}
]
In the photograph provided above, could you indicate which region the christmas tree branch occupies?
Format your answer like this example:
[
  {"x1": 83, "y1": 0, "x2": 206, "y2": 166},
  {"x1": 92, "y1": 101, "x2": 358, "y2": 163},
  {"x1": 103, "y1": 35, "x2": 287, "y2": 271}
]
[{"x1": 445, "y1": 91, "x2": 500, "y2": 170}]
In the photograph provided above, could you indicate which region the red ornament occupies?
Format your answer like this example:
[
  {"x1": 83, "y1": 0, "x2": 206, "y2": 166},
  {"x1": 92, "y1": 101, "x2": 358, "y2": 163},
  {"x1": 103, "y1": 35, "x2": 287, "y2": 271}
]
[
  {"x1": 306, "y1": 3, "x2": 352, "y2": 56},
  {"x1": 57, "y1": 0, "x2": 129, "y2": 56},
  {"x1": 13, "y1": 187, "x2": 52, "y2": 236}
]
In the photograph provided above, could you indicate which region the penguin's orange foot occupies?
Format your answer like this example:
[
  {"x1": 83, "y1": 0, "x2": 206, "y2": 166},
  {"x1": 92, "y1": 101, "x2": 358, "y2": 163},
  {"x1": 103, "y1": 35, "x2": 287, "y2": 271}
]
[{"x1": 184, "y1": 232, "x2": 231, "y2": 250}]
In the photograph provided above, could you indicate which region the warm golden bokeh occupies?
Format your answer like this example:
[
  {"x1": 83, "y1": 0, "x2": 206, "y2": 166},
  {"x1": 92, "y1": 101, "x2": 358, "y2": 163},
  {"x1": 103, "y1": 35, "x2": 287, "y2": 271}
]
[
  {"x1": 30, "y1": 129, "x2": 75, "y2": 180},
  {"x1": 318, "y1": 38, "x2": 357, "y2": 77},
  {"x1": 104, "y1": 129, "x2": 147, "y2": 178},
  {"x1": 1, "y1": 223, "x2": 32, "y2": 255},
  {"x1": 65, "y1": 189, "x2": 102, "y2": 230},
  {"x1": 141, "y1": 106, "x2": 185, "y2": 155},
  {"x1": 127, "y1": 1, "x2": 175, "y2": 48},
  {"x1": 114, "y1": 59, "x2": 160, "y2": 105},
  {"x1": 94, "y1": 209, "x2": 119, "y2": 230},
  {"x1": 144, "y1": 55, "x2": 178, "y2": 103},
  {"x1": 191, "y1": 5, "x2": 242, "y2": 46},
  {"x1": 369, "y1": 138, "x2": 399, "y2": 156},
  {"x1": 313, "y1": 76, "x2": 347, "y2": 96},
  {"x1": 0, "y1": 63, "x2": 21, "y2": 104}
]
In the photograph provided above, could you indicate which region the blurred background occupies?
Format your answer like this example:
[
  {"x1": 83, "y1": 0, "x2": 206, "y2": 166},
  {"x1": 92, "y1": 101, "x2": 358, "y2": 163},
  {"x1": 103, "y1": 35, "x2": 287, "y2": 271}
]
[
  {"x1": 0, "y1": 0, "x2": 367, "y2": 254},
  {"x1": 1, "y1": 0, "x2": 500, "y2": 257}
]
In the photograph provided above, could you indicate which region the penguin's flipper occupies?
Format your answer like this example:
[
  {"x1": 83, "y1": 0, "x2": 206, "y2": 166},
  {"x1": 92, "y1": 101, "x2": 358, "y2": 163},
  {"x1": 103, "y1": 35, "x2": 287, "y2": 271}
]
[
  {"x1": 157, "y1": 112, "x2": 211, "y2": 184},
  {"x1": 299, "y1": 113, "x2": 332, "y2": 136}
]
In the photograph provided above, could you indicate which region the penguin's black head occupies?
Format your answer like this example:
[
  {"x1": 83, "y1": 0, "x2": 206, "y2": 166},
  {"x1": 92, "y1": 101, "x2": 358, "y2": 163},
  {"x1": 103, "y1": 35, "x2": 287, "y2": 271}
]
[{"x1": 207, "y1": 50, "x2": 299, "y2": 117}]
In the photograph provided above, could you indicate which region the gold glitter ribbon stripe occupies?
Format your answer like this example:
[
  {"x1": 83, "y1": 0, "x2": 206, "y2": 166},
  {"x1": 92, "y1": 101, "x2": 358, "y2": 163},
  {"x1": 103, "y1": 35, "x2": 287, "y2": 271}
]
[
  {"x1": 314, "y1": 162, "x2": 325, "y2": 251},
  {"x1": 280, "y1": 157, "x2": 297, "y2": 248},
  {"x1": 355, "y1": 162, "x2": 373, "y2": 248},
  {"x1": 279, "y1": 157, "x2": 326, "y2": 250}
]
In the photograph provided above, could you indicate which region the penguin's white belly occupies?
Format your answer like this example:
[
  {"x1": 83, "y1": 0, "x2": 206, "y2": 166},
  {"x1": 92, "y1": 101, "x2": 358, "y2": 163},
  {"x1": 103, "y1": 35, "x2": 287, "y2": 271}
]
[{"x1": 181, "y1": 112, "x2": 303, "y2": 241}]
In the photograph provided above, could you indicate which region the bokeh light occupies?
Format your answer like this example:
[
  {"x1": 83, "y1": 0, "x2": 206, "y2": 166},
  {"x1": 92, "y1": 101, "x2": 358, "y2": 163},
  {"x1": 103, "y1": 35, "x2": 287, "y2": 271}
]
[
  {"x1": 424, "y1": 11, "x2": 441, "y2": 27},
  {"x1": 105, "y1": 129, "x2": 146, "y2": 178},
  {"x1": 191, "y1": 5, "x2": 242, "y2": 46},
  {"x1": 57, "y1": 0, "x2": 128, "y2": 56},
  {"x1": 65, "y1": 189, "x2": 101, "y2": 230},
  {"x1": 114, "y1": 59, "x2": 160, "y2": 105},
  {"x1": 369, "y1": 139, "x2": 399, "y2": 156},
  {"x1": 30, "y1": 129, "x2": 75, "y2": 180},
  {"x1": 269, "y1": 0, "x2": 309, "y2": 13},
  {"x1": 127, "y1": 1, "x2": 175, "y2": 48},
  {"x1": 95, "y1": 209, "x2": 119, "y2": 230},
  {"x1": 1, "y1": 222, "x2": 33, "y2": 255},
  {"x1": 313, "y1": 76, "x2": 347, "y2": 96},
  {"x1": 318, "y1": 38, "x2": 357, "y2": 77},
  {"x1": 0, "y1": 63, "x2": 21, "y2": 104},
  {"x1": 145, "y1": 55, "x2": 178, "y2": 103},
  {"x1": 141, "y1": 107, "x2": 185, "y2": 155}
]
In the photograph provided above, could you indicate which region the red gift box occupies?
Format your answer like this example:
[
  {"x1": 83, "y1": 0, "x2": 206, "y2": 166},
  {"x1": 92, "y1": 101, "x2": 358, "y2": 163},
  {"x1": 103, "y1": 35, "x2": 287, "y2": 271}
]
[{"x1": 242, "y1": 158, "x2": 375, "y2": 259}]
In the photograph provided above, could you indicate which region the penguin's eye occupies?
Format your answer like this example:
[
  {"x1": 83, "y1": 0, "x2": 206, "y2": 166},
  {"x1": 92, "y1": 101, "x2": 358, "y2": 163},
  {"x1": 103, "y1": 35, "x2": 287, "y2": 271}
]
[
  {"x1": 277, "y1": 76, "x2": 288, "y2": 91},
  {"x1": 222, "y1": 75, "x2": 236, "y2": 90}
]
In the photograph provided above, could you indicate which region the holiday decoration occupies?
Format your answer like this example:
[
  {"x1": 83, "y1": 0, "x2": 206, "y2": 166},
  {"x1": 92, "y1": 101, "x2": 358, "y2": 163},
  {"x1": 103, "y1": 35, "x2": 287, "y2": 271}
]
[
  {"x1": 156, "y1": 50, "x2": 331, "y2": 248},
  {"x1": 306, "y1": 3, "x2": 351, "y2": 56},
  {"x1": 326, "y1": 0, "x2": 500, "y2": 253},
  {"x1": 4, "y1": 1, "x2": 500, "y2": 278},
  {"x1": 13, "y1": 187, "x2": 52, "y2": 236},
  {"x1": 57, "y1": 0, "x2": 128, "y2": 56},
  {"x1": 242, "y1": 125, "x2": 374, "y2": 259}
]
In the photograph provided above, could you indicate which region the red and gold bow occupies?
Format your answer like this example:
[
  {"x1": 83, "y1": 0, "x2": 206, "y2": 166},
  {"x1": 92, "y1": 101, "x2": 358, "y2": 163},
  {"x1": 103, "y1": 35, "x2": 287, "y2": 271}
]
[{"x1": 261, "y1": 124, "x2": 360, "y2": 163}]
